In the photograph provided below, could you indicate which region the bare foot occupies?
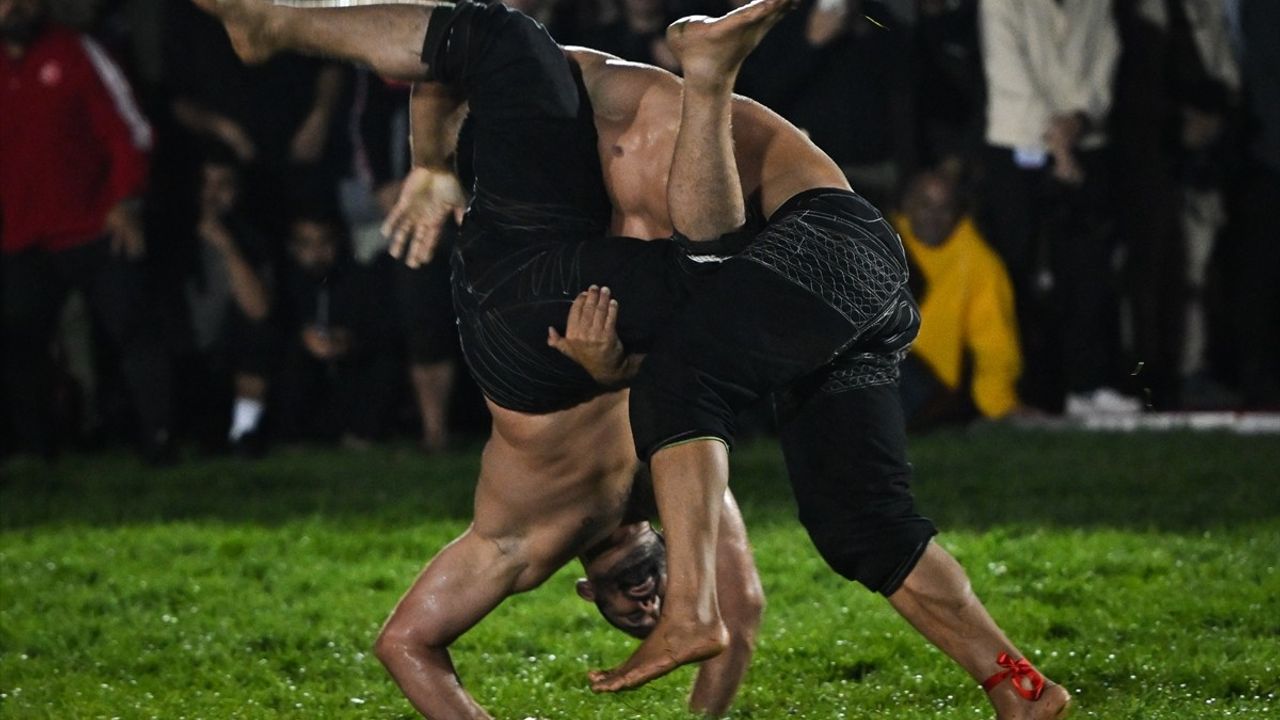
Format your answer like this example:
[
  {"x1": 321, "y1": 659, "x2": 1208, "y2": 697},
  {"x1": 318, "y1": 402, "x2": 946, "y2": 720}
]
[
  {"x1": 588, "y1": 617, "x2": 728, "y2": 692},
  {"x1": 666, "y1": 0, "x2": 796, "y2": 86},
  {"x1": 989, "y1": 680, "x2": 1073, "y2": 720},
  {"x1": 190, "y1": 0, "x2": 279, "y2": 64}
]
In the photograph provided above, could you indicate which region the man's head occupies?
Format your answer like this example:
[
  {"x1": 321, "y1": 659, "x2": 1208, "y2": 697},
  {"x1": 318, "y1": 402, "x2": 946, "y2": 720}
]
[
  {"x1": 0, "y1": 0, "x2": 46, "y2": 49},
  {"x1": 902, "y1": 170, "x2": 960, "y2": 248},
  {"x1": 287, "y1": 209, "x2": 345, "y2": 278},
  {"x1": 200, "y1": 146, "x2": 243, "y2": 218},
  {"x1": 576, "y1": 523, "x2": 666, "y2": 639}
]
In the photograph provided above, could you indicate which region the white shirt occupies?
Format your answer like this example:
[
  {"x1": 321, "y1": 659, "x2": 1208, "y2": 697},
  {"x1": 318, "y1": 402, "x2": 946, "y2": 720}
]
[{"x1": 980, "y1": 0, "x2": 1120, "y2": 151}]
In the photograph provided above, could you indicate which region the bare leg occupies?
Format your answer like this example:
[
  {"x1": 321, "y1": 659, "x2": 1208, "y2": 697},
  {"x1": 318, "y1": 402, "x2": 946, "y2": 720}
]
[
  {"x1": 589, "y1": 439, "x2": 730, "y2": 692},
  {"x1": 664, "y1": 0, "x2": 793, "y2": 241},
  {"x1": 191, "y1": 0, "x2": 437, "y2": 80},
  {"x1": 409, "y1": 361, "x2": 455, "y2": 452},
  {"x1": 888, "y1": 542, "x2": 1073, "y2": 719},
  {"x1": 588, "y1": 0, "x2": 793, "y2": 695}
]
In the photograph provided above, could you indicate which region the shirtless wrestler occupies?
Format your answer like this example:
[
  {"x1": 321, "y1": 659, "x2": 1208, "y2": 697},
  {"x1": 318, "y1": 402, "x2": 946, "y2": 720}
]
[{"x1": 189, "y1": 1, "x2": 764, "y2": 719}]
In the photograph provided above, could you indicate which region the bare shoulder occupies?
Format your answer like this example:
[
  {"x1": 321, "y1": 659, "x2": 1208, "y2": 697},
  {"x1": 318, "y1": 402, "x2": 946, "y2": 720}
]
[{"x1": 565, "y1": 46, "x2": 681, "y2": 122}]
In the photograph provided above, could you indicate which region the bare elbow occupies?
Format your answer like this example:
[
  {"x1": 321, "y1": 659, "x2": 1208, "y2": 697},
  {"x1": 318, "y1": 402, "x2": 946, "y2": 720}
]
[
  {"x1": 375, "y1": 618, "x2": 440, "y2": 670},
  {"x1": 374, "y1": 621, "x2": 410, "y2": 669}
]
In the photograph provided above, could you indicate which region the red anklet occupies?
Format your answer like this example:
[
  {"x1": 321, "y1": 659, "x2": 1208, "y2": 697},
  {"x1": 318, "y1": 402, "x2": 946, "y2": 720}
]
[{"x1": 981, "y1": 652, "x2": 1045, "y2": 701}]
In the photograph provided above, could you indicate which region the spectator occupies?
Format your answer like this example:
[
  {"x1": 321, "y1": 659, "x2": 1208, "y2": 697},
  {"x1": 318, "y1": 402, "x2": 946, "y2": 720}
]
[
  {"x1": 1168, "y1": 0, "x2": 1242, "y2": 407},
  {"x1": 911, "y1": 0, "x2": 983, "y2": 178},
  {"x1": 977, "y1": 0, "x2": 1139, "y2": 415},
  {"x1": 736, "y1": 0, "x2": 914, "y2": 209},
  {"x1": 894, "y1": 171, "x2": 1027, "y2": 427},
  {"x1": 1231, "y1": 0, "x2": 1280, "y2": 406},
  {"x1": 1110, "y1": 0, "x2": 1243, "y2": 409},
  {"x1": 273, "y1": 205, "x2": 397, "y2": 445},
  {"x1": 163, "y1": 0, "x2": 347, "y2": 240},
  {"x1": 1109, "y1": 0, "x2": 1187, "y2": 410},
  {"x1": 177, "y1": 147, "x2": 274, "y2": 454},
  {"x1": 1, "y1": 0, "x2": 173, "y2": 460}
]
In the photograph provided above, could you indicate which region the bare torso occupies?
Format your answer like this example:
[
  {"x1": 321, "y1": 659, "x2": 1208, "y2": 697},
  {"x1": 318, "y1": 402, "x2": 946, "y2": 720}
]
[
  {"x1": 478, "y1": 392, "x2": 640, "y2": 589},
  {"x1": 568, "y1": 49, "x2": 850, "y2": 238}
]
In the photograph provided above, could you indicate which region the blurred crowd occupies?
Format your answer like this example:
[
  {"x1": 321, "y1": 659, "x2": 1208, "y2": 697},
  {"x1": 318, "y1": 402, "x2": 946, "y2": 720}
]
[{"x1": 3, "y1": 0, "x2": 1278, "y2": 463}]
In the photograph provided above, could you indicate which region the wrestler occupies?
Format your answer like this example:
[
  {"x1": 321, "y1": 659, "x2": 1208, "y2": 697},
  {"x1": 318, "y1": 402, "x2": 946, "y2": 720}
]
[
  {"x1": 191, "y1": 1, "x2": 1070, "y2": 718},
  {"x1": 189, "y1": 1, "x2": 765, "y2": 718}
]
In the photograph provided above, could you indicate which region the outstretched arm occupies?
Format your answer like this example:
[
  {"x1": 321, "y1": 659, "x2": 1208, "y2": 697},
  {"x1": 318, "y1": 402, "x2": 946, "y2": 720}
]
[
  {"x1": 375, "y1": 527, "x2": 526, "y2": 720},
  {"x1": 689, "y1": 490, "x2": 764, "y2": 717}
]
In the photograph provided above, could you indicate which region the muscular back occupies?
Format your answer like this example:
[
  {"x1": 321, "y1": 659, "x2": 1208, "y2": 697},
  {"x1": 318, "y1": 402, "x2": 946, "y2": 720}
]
[{"x1": 567, "y1": 48, "x2": 850, "y2": 238}]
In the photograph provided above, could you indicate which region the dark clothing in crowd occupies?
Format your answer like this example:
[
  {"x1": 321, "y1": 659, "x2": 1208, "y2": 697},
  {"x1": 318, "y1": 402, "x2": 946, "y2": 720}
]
[
  {"x1": 163, "y1": 2, "x2": 333, "y2": 169},
  {"x1": 3, "y1": 241, "x2": 172, "y2": 454},
  {"x1": 273, "y1": 254, "x2": 398, "y2": 441},
  {"x1": 910, "y1": 0, "x2": 983, "y2": 171},
  {"x1": 1240, "y1": 0, "x2": 1280, "y2": 176},
  {"x1": 736, "y1": 0, "x2": 913, "y2": 206},
  {"x1": 1232, "y1": 0, "x2": 1280, "y2": 405},
  {"x1": 163, "y1": 0, "x2": 348, "y2": 237},
  {"x1": 174, "y1": 215, "x2": 275, "y2": 443},
  {"x1": 1110, "y1": 0, "x2": 1188, "y2": 407},
  {"x1": 980, "y1": 146, "x2": 1118, "y2": 406}
]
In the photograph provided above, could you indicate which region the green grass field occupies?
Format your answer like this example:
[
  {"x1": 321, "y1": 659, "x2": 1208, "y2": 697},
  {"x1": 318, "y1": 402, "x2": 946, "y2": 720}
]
[{"x1": 2, "y1": 429, "x2": 1278, "y2": 719}]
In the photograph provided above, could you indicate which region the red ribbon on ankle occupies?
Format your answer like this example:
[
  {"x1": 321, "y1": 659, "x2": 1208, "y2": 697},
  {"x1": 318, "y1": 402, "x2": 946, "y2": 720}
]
[{"x1": 980, "y1": 652, "x2": 1045, "y2": 701}]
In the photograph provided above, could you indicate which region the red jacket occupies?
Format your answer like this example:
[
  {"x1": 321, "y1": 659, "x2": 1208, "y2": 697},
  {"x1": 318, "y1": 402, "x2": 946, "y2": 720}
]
[{"x1": 1, "y1": 25, "x2": 151, "y2": 254}]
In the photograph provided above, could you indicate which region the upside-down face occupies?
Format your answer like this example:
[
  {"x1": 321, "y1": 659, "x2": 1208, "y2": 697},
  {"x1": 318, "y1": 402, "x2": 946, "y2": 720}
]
[{"x1": 577, "y1": 523, "x2": 667, "y2": 638}]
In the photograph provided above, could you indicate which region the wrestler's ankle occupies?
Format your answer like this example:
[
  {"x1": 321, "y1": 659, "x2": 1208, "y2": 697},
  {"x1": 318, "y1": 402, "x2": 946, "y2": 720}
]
[
  {"x1": 670, "y1": 612, "x2": 728, "y2": 649},
  {"x1": 681, "y1": 73, "x2": 737, "y2": 95},
  {"x1": 988, "y1": 679, "x2": 1072, "y2": 720}
]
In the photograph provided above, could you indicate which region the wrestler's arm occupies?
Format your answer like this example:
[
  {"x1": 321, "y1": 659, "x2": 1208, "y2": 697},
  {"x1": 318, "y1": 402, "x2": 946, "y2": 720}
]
[
  {"x1": 689, "y1": 490, "x2": 764, "y2": 717},
  {"x1": 375, "y1": 526, "x2": 532, "y2": 720},
  {"x1": 386, "y1": 82, "x2": 469, "y2": 267}
]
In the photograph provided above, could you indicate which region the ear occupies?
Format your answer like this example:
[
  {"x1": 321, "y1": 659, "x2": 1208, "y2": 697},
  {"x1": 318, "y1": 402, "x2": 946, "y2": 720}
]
[{"x1": 575, "y1": 578, "x2": 596, "y2": 602}]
